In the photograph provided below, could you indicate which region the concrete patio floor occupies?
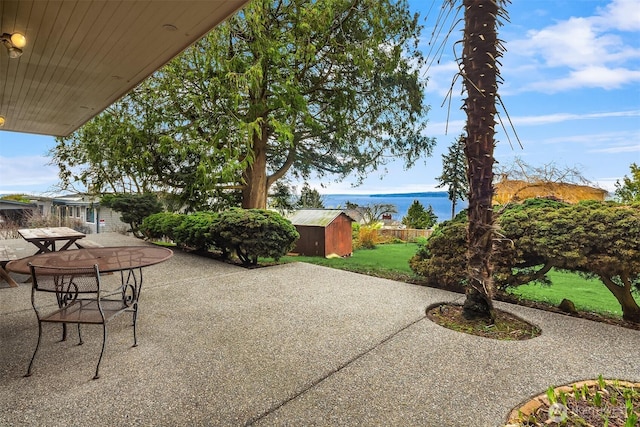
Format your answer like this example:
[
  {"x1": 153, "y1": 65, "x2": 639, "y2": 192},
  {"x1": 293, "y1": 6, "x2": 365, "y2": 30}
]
[{"x1": 1, "y1": 233, "x2": 639, "y2": 426}]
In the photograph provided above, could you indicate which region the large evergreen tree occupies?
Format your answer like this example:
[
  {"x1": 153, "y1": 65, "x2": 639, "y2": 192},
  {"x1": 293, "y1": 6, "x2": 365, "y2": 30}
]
[
  {"x1": 53, "y1": 0, "x2": 435, "y2": 210},
  {"x1": 296, "y1": 183, "x2": 325, "y2": 209},
  {"x1": 402, "y1": 200, "x2": 437, "y2": 229},
  {"x1": 268, "y1": 181, "x2": 297, "y2": 214},
  {"x1": 436, "y1": 134, "x2": 468, "y2": 219}
]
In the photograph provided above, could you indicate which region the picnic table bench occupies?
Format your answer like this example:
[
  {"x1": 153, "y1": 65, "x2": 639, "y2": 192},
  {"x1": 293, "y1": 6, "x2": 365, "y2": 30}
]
[
  {"x1": 0, "y1": 246, "x2": 19, "y2": 287},
  {"x1": 74, "y1": 239, "x2": 104, "y2": 249}
]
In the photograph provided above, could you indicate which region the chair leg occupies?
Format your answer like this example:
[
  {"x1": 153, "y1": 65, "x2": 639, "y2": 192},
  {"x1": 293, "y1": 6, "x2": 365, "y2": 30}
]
[
  {"x1": 132, "y1": 304, "x2": 138, "y2": 347},
  {"x1": 60, "y1": 323, "x2": 68, "y2": 342},
  {"x1": 77, "y1": 323, "x2": 84, "y2": 345},
  {"x1": 93, "y1": 323, "x2": 107, "y2": 380},
  {"x1": 25, "y1": 322, "x2": 43, "y2": 377}
]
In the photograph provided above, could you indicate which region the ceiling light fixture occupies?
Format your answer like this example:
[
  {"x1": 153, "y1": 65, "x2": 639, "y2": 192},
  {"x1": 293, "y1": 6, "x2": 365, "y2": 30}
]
[{"x1": 1, "y1": 32, "x2": 27, "y2": 58}]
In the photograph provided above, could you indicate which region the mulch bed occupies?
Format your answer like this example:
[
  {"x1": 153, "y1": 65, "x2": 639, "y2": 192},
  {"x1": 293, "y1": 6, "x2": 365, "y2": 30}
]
[
  {"x1": 413, "y1": 279, "x2": 640, "y2": 332},
  {"x1": 426, "y1": 303, "x2": 541, "y2": 340}
]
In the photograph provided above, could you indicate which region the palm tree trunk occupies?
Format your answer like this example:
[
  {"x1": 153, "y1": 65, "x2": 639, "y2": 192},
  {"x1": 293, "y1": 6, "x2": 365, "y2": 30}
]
[{"x1": 461, "y1": 0, "x2": 500, "y2": 321}]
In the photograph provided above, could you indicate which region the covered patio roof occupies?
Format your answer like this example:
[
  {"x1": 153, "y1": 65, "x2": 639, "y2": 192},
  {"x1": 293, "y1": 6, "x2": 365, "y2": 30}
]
[{"x1": 0, "y1": 0, "x2": 249, "y2": 137}]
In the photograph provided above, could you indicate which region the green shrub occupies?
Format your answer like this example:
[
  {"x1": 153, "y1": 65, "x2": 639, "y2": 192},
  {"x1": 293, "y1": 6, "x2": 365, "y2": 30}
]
[
  {"x1": 387, "y1": 237, "x2": 405, "y2": 244},
  {"x1": 159, "y1": 213, "x2": 185, "y2": 241},
  {"x1": 356, "y1": 225, "x2": 379, "y2": 249},
  {"x1": 140, "y1": 213, "x2": 166, "y2": 239},
  {"x1": 141, "y1": 212, "x2": 185, "y2": 241},
  {"x1": 101, "y1": 193, "x2": 163, "y2": 237},
  {"x1": 351, "y1": 222, "x2": 361, "y2": 241},
  {"x1": 173, "y1": 212, "x2": 218, "y2": 251},
  {"x1": 409, "y1": 220, "x2": 467, "y2": 289},
  {"x1": 210, "y1": 208, "x2": 299, "y2": 265},
  {"x1": 413, "y1": 236, "x2": 428, "y2": 246}
]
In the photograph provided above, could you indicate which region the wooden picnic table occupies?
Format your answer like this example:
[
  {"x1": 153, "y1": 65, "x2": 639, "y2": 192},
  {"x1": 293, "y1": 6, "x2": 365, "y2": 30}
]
[
  {"x1": 0, "y1": 246, "x2": 19, "y2": 287},
  {"x1": 18, "y1": 227, "x2": 87, "y2": 254}
]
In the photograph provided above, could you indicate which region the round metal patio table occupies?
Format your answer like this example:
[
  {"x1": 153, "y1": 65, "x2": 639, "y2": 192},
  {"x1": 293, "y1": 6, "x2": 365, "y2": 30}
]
[
  {"x1": 7, "y1": 246, "x2": 173, "y2": 341},
  {"x1": 6, "y1": 246, "x2": 173, "y2": 275}
]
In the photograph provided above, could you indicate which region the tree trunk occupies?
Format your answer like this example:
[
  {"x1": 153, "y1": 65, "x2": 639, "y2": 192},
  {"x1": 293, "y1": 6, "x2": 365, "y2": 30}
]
[
  {"x1": 600, "y1": 275, "x2": 640, "y2": 323},
  {"x1": 242, "y1": 125, "x2": 269, "y2": 209},
  {"x1": 461, "y1": 0, "x2": 499, "y2": 321}
]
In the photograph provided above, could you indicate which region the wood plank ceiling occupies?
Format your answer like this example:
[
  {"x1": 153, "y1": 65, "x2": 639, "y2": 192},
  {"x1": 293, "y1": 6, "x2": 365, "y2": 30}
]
[{"x1": 0, "y1": 0, "x2": 248, "y2": 137}]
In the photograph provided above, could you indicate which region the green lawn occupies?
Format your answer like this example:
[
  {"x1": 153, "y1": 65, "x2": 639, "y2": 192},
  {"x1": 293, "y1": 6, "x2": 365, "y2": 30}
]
[
  {"x1": 278, "y1": 243, "x2": 418, "y2": 281},
  {"x1": 273, "y1": 243, "x2": 639, "y2": 319},
  {"x1": 507, "y1": 270, "x2": 635, "y2": 317}
]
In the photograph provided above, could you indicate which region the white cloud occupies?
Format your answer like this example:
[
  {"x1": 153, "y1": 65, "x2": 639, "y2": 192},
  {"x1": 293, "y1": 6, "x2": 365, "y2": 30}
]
[
  {"x1": 532, "y1": 66, "x2": 640, "y2": 92},
  {"x1": 0, "y1": 156, "x2": 59, "y2": 190},
  {"x1": 594, "y1": 178, "x2": 620, "y2": 192},
  {"x1": 595, "y1": 0, "x2": 640, "y2": 32},
  {"x1": 538, "y1": 130, "x2": 640, "y2": 156},
  {"x1": 512, "y1": 110, "x2": 640, "y2": 126},
  {"x1": 590, "y1": 144, "x2": 640, "y2": 154},
  {"x1": 425, "y1": 118, "x2": 465, "y2": 136},
  {"x1": 428, "y1": 110, "x2": 640, "y2": 131},
  {"x1": 542, "y1": 128, "x2": 638, "y2": 143},
  {"x1": 522, "y1": 17, "x2": 622, "y2": 68},
  {"x1": 422, "y1": 60, "x2": 461, "y2": 98},
  {"x1": 506, "y1": 0, "x2": 640, "y2": 93}
]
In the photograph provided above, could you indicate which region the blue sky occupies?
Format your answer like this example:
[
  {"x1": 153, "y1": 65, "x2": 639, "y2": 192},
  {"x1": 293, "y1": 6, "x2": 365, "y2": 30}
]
[{"x1": 1, "y1": 0, "x2": 639, "y2": 196}]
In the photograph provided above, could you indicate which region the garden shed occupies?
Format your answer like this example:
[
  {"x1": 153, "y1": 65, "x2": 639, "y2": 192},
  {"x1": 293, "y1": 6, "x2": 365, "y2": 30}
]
[{"x1": 288, "y1": 209, "x2": 354, "y2": 257}]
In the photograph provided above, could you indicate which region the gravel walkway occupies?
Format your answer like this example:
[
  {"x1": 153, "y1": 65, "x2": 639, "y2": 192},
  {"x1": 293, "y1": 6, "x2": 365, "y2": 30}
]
[{"x1": 1, "y1": 233, "x2": 638, "y2": 426}]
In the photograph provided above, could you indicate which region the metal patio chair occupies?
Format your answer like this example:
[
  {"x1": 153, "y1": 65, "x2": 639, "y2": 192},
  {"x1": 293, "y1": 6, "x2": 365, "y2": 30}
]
[{"x1": 26, "y1": 263, "x2": 137, "y2": 379}]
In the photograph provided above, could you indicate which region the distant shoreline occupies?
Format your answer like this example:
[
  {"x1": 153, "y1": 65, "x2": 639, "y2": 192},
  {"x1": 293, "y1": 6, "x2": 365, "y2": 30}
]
[
  {"x1": 321, "y1": 192, "x2": 465, "y2": 222},
  {"x1": 324, "y1": 191, "x2": 449, "y2": 198}
]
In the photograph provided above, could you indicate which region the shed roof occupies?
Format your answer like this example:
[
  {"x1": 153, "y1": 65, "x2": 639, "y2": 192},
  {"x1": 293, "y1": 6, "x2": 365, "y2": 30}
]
[{"x1": 288, "y1": 209, "x2": 353, "y2": 227}]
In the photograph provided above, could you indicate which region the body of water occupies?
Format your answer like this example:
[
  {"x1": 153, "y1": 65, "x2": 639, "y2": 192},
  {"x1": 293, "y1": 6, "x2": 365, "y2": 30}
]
[{"x1": 322, "y1": 192, "x2": 467, "y2": 223}]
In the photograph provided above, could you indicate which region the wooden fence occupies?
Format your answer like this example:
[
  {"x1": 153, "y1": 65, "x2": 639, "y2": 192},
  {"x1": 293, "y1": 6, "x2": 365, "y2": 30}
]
[{"x1": 378, "y1": 228, "x2": 432, "y2": 241}]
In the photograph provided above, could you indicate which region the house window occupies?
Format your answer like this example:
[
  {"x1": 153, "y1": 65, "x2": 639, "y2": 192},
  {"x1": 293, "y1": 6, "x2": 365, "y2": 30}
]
[
  {"x1": 68, "y1": 207, "x2": 73, "y2": 217},
  {"x1": 86, "y1": 208, "x2": 95, "y2": 223},
  {"x1": 75, "y1": 206, "x2": 81, "y2": 218}
]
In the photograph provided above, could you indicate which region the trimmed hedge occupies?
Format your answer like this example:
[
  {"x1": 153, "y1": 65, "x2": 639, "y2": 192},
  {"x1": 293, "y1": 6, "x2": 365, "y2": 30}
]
[
  {"x1": 140, "y1": 208, "x2": 299, "y2": 265},
  {"x1": 210, "y1": 208, "x2": 299, "y2": 265},
  {"x1": 173, "y1": 212, "x2": 218, "y2": 251},
  {"x1": 141, "y1": 212, "x2": 184, "y2": 241}
]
